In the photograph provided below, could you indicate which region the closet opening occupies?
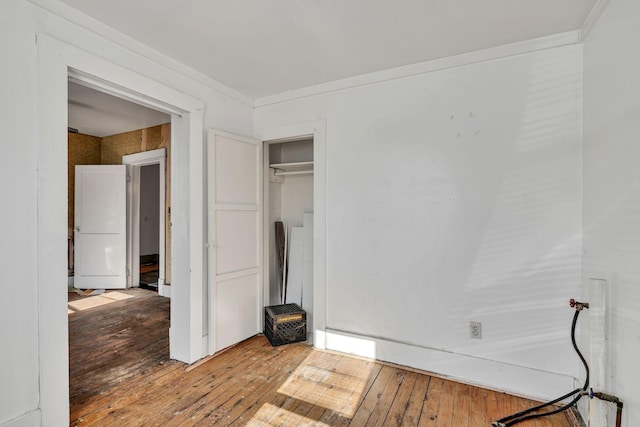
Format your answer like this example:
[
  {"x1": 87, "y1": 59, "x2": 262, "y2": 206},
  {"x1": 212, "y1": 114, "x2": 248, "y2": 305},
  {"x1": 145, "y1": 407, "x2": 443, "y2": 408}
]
[{"x1": 264, "y1": 137, "x2": 314, "y2": 343}]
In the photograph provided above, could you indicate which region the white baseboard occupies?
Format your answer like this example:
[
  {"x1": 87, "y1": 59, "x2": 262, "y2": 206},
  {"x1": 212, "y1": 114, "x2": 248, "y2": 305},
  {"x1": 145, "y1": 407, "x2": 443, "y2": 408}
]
[
  {"x1": 158, "y1": 283, "x2": 171, "y2": 298},
  {"x1": 325, "y1": 329, "x2": 576, "y2": 402},
  {"x1": 0, "y1": 409, "x2": 41, "y2": 427},
  {"x1": 202, "y1": 334, "x2": 209, "y2": 357}
]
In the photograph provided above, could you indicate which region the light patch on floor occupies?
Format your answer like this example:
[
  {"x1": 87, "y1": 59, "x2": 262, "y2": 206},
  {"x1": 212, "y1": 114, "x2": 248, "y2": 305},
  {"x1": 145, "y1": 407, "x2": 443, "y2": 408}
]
[
  {"x1": 245, "y1": 351, "x2": 374, "y2": 425},
  {"x1": 68, "y1": 291, "x2": 135, "y2": 314},
  {"x1": 245, "y1": 402, "x2": 331, "y2": 426}
]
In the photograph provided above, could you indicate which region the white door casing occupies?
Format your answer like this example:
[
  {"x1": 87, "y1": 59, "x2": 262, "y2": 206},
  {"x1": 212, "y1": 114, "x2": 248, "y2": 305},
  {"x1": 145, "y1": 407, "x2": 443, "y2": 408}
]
[
  {"x1": 74, "y1": 165, "x2": 127, "y2": 289},
  {"x1": 37, "y1": 34, "x2": 206, "y2": 425},
  {"x1": 255, "y1": 120, "x2": 327, "y2": 349},
  {"x1": 122, "y1": 148, "x2": 167, "y2": 295},
  {"x1": 207, "y1": 129, "x2": 262, "y2": 353}
]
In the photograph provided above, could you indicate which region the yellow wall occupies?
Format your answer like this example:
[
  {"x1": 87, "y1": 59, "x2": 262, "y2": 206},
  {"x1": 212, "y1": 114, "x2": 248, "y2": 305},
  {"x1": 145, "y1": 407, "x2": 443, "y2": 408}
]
[
  {"x1": 101, "y1": 124, "x2": 166, "y2": 164},
  {"x1": 67, "y1": 132, "x2": 102, "y2": 231}
]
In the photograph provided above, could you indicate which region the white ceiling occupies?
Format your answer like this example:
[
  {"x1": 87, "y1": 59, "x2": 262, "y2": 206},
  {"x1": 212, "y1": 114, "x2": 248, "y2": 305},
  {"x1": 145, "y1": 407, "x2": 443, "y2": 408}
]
[
  {"x1": 55, "y1": 0, "x2": 598, "y2": 100},
  {"x1": 68, "y1": 82, "x2": 170, "y2": 137}
]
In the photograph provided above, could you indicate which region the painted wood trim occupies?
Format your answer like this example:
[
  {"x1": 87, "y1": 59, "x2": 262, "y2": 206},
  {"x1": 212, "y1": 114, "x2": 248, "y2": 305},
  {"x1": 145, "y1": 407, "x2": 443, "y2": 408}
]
[
  {"x1": 255, "y1": 31, "x2": 581, "y2": 107},
  {"x1": 215, "y1": 268, "x2": 260, "y2": 283},
  {"x1": 187, "y1": 109, "x2": 205, "y2": 361},
  {"x1": 255, "y1": 119, "x2": 327, "y2": 350},
  {"x1": 37, "y1": 34, "x2": 71, "y2": 427},
  {"x1": 212, "y1": 204, "x2": 260, "y2": 212},
  {"x1": 36, "y1": 36, "x2": 207, "y2": 427},
  {"x1": 325, "y1": 329, "x2": 577, "y2": 404},
  {"x1": 0, "y1": 409, "x2": 42, "y2": 427},
  {"x1": 69, "y1": 71, "x2": 186, "y2": 117},
  {"x1": 579, "y1": 0, "x2": 613, "y2": 41},
  {"x1": 122, "y1": 149, "x2": 167, "y2": 292}
]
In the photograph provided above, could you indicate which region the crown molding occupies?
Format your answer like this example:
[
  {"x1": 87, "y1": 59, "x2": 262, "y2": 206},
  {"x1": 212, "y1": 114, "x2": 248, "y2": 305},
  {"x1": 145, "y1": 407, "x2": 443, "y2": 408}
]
[
  {"x1": 580, "y1": 0, "x2": 613, "y2": 41},
  {"x1": 27, "y1": 0, "x2": 605, "y2": 108},
  {"x1": 255, "y1": 31, "x2": 581, "y2": 107}
]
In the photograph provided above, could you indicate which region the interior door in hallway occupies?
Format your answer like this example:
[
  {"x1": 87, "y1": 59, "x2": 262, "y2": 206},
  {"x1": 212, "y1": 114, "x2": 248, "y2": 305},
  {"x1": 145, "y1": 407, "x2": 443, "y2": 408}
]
[{"x1": 74, "y1": 165, "x2": 127, "y2": 289}]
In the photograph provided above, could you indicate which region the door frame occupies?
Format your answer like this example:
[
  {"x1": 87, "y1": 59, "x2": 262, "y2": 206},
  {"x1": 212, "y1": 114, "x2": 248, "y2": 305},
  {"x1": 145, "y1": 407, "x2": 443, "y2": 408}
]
[
  {"x1": 122, "y1": 149, "x2": 168, "y2": 296},
  {"x1": 37, "y1": 34, "x2": 205, "y2": 424},
  {"x1": 255, "y1": 120, "x2": 327, "y2": 349}
]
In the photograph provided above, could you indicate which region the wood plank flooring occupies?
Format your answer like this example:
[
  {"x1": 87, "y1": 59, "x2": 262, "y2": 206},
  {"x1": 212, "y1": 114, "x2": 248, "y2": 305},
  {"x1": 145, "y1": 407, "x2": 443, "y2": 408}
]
[{"x1": 68, "y1": 289, "x2": 578, "y2": 426}]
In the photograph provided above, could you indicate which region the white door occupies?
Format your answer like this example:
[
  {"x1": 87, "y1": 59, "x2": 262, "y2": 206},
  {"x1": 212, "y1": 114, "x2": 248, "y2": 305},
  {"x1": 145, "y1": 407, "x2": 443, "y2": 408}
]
[
  {"x1": 207, "y1": 129, "x2": 262, "y2": 353},
  {"x1": 74, "y1": 165, "x2": 127, "y2": 289}
]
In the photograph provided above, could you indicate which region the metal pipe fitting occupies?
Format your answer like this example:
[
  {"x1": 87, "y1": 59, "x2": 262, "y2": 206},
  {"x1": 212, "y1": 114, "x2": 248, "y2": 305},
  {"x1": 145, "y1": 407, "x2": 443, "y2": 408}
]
[
  {"x1": 569, "y1": 298, "x2": 589, "y2": 311},
  {"x1": 590, "y1": 389, "x2": 623, "y2": 427}
]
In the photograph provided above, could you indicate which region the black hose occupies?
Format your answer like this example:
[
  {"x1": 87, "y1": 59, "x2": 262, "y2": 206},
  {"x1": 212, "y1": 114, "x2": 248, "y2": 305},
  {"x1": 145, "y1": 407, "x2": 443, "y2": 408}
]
[{"x1": 494, "y1": 308, "x2": 589, "y2": 426}]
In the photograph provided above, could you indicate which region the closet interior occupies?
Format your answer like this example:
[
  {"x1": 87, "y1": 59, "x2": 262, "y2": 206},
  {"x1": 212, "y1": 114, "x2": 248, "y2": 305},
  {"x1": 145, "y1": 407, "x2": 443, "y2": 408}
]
[{"x1": 266, "y1": 138, "x2": 314, "y2": 341}]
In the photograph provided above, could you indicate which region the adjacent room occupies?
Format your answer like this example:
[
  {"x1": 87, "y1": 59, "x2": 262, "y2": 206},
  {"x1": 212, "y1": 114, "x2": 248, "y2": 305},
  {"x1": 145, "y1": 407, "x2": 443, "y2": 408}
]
[
  {"x1": 66, "y1": 82, "x2": 174, "y2": 420},
  {"x1": 1, "y1": 0, "x2": 639, "y2": 426},
  {"x1": 67, "y1": 82, "x2": 172, "y2": 293}
]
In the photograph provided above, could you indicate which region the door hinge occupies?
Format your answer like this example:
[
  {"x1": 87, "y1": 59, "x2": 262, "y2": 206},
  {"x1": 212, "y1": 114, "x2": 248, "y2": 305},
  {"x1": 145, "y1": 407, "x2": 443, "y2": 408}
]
[
  {"x1": 126, "y1": 174, "x2": 132, "y2": 182},
  {"x1": 126, "y1": 268, "x2": 131, "y2": 277}
]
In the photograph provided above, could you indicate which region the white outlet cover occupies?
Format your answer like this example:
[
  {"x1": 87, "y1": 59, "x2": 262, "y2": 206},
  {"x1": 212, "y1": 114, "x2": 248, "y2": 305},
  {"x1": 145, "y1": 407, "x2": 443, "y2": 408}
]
[{"x1": 470, "y1": 321, "x2": 482, "y2": 339}]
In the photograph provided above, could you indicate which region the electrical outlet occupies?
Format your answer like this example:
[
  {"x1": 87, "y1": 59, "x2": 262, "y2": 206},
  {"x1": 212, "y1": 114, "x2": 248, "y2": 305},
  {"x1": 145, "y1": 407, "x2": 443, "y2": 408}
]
[{"x1": 469, "y1": 321, "x2": 482, "y2": 339}]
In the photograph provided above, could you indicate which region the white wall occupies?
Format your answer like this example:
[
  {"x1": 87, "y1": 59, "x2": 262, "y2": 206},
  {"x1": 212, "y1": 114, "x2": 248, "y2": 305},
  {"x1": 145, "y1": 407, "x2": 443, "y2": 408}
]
[
  {"x1": 0, "y1": 0, "x2": 253, "y2": 425},
  {"x1": 277, "y1": 141, "x2": 314, "y2": 228},
  {"x1": 280, "y1": 174, "x2": 313, "y2": 227},
  {"x1": 583, "y1": 0, "x2": 640, "y2": 425},
  {"x1": 0, "y1": 2, "x2": 41, "y2": 426},
  {"x1": 256, "y1": 44, "x2": 584, "y2": 400},
  {"x1": 140, "y1": 164, "x2": 160, "y2": 256}
]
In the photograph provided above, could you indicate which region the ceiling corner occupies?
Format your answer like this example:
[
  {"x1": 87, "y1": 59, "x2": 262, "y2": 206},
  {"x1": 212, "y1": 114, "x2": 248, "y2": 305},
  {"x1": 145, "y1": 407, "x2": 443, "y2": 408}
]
[{"x1": 580, "y1": 0, "x2": 613, "y2": 41}]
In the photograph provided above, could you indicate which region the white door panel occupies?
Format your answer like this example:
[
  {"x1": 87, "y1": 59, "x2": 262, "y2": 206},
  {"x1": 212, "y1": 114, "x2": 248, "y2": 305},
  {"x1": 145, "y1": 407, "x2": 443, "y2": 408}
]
[
  {"x1": 76, "y1": 234, "x2": 126, "y2": 275},
  {"x1": 75, "y1": 165, "x2": 127, "y2": 289},
  {"x1": 214, "y1": 134, "x2": 258, "y2": 205},
  {"x1": 208, "y1": 129, "x2": 262, "y2": 353},
  {"x1": 78, "y1": 170, "x2": 124, "y2": 233},
  {"x1": 215, "y1": 210, "x2": 258, "y2": 275},
  {"x1": 216, "y1": 274, "x2": 260, "y2": 350}
]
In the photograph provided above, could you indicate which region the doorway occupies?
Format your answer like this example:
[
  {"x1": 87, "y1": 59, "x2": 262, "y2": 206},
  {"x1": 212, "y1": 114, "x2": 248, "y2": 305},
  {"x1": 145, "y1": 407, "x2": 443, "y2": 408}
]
[
  {"x1": 122, "y1": 148, "x2": 169, "y2": 296},
  {"x1": 264, "y1": 137, "x2": 314, "y2": 342},
  {"x1": 139, "y1": 164, "x2": 161, "y2": 288},
  {"x1": 37, "y1": 35, "x2": 207, "y2": 424},
  {"x1": 68, "y1": 81, "x2": 170, "y2": 293},
  {"x1": 256, "y1": 120, "x2": 327, "y2": 349},
  {"x1": 67, "y1": 83, "x2": 172, "y2": 418}
]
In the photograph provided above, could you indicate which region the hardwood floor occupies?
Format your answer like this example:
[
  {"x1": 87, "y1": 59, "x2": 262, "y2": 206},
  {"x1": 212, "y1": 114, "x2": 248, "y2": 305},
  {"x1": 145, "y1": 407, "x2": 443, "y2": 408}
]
[
  {"x1": 68, "y1": 287, "x2": 170, "y2": 423},
  {"x1": 68, "y1": 289, "x2": 579, "y2": 426}
]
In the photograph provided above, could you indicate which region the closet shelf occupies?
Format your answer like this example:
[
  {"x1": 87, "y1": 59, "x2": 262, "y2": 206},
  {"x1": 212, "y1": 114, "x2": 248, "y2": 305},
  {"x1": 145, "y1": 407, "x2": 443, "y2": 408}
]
[{"x1": 270, "y1": 161, "x2": 314, "y2": 176}]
